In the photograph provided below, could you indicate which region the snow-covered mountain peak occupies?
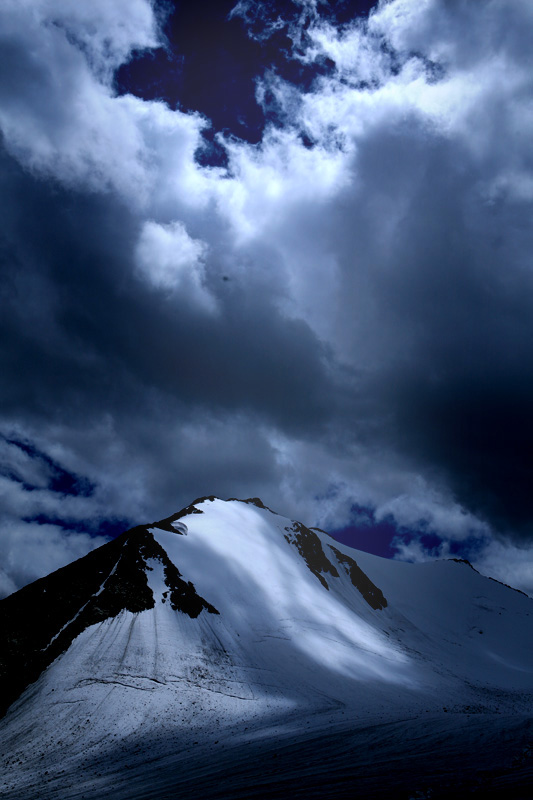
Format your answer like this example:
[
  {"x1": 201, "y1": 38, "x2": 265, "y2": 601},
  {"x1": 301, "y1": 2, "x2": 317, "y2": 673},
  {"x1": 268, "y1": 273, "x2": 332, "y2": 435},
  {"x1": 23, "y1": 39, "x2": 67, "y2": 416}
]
[{"x1": 1, "y1": 496, "x2": 533, "y2": 799}]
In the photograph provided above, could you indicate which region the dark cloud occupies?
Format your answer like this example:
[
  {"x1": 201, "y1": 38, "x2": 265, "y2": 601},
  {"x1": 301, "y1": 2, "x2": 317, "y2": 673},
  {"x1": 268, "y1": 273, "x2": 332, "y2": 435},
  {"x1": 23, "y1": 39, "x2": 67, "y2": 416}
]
[
  {"x1": 352, "y1": 132, "x2": 533, "y2": 538},
  {"x1": 0, "y1": 435, "x2": 95, "y2": 497},
  {"x1": 0, "y1": 146, "x2": 335, "y2": 428},
  {"x1": 303, "y1": 118, "x2": 533, "y2": 539}
]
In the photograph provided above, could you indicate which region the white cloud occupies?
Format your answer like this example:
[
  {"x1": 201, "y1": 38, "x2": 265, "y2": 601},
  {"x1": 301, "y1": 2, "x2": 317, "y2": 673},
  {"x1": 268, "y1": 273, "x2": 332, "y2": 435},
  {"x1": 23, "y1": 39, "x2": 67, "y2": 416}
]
[
  {"x1": 392, "y1": 536, "x2": 446, "y2": 565},
  {"x1": 218, "y1": 126, "x2": 349, "y2": 241},
  {"x1": 39, "y1": 0, "x2": 160, "y2": 78},
  {"x1": 375, "y1": 485, "x2": 489, "y2": 541},
  {"x1": 135, "y1": 220, "x2": 214, "y2": 309},
  {"x1": 0, "y1": 0, "x2": 209, "y2": 205}
]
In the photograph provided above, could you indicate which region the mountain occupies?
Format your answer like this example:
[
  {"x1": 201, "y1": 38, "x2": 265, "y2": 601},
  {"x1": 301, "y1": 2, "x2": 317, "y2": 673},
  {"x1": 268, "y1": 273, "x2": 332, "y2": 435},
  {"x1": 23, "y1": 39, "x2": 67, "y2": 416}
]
[{"x1": 1, "y1": 496, "x2": 532, "y2": 799}]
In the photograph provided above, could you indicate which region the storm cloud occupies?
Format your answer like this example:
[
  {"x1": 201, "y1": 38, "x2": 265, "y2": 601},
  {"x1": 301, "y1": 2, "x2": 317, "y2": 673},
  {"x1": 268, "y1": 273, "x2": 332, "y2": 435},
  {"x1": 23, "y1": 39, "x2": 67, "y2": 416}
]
[{"x1": 1, "y1": 0, "x2": 533, "y2": 595}]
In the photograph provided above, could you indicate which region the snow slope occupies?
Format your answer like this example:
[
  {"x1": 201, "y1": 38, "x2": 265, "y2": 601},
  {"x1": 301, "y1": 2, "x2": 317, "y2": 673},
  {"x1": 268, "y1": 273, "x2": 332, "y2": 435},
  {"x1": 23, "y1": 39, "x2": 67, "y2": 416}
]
[{"x1": 1, "y1": 496, "x2": 532, "y2": 799}]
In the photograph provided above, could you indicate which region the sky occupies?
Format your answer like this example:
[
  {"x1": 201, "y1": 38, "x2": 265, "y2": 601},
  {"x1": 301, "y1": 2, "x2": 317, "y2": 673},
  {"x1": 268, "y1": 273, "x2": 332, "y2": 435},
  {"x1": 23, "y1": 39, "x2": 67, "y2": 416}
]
[{"x1": 1, "y1": 0, "x2": 533, "y2": 598}]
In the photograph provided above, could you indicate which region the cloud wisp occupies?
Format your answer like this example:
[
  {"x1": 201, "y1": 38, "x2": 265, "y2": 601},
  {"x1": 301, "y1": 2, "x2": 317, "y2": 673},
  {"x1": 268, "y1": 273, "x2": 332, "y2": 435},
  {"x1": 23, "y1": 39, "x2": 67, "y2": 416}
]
[{"x1": 1, "y1": 0, "x2": 533, "y2": 595}]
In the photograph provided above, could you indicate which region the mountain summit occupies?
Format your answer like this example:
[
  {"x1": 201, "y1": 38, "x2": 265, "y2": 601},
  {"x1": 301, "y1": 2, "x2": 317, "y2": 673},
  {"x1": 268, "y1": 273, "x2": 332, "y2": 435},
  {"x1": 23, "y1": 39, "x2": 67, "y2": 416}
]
[{"x1": 1, "y1": 497, "x2": 532, "y2": 799}]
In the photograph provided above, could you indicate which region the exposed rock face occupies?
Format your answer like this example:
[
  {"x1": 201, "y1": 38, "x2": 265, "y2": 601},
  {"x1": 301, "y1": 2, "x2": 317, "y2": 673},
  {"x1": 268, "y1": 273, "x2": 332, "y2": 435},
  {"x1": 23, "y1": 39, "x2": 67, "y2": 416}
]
[
  {"x1": 284, "y1": 521, "x2": 340, "y2": 589},
  {"x1": 228, "y1": 497, "x2": 280, "y2": 515},
  {"x1": 155, "y1": 537, "x2": 218, "y2": 616},
  {"x1": 281, "y1": 519, "x2": 387, "y2": 609},
  {"x1": 157, "y1": 495, "x2": 218, "y2": 528},
  {"x1": 330, "y1": 545, "x2": 387, "y2": 610}
]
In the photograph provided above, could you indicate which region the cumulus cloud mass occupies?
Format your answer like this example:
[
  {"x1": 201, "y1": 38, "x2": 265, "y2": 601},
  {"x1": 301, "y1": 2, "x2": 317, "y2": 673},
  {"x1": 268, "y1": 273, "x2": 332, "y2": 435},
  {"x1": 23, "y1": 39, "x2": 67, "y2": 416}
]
[{"x1": 1, "y1": 0, "x2": 533, "y2": 596}]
